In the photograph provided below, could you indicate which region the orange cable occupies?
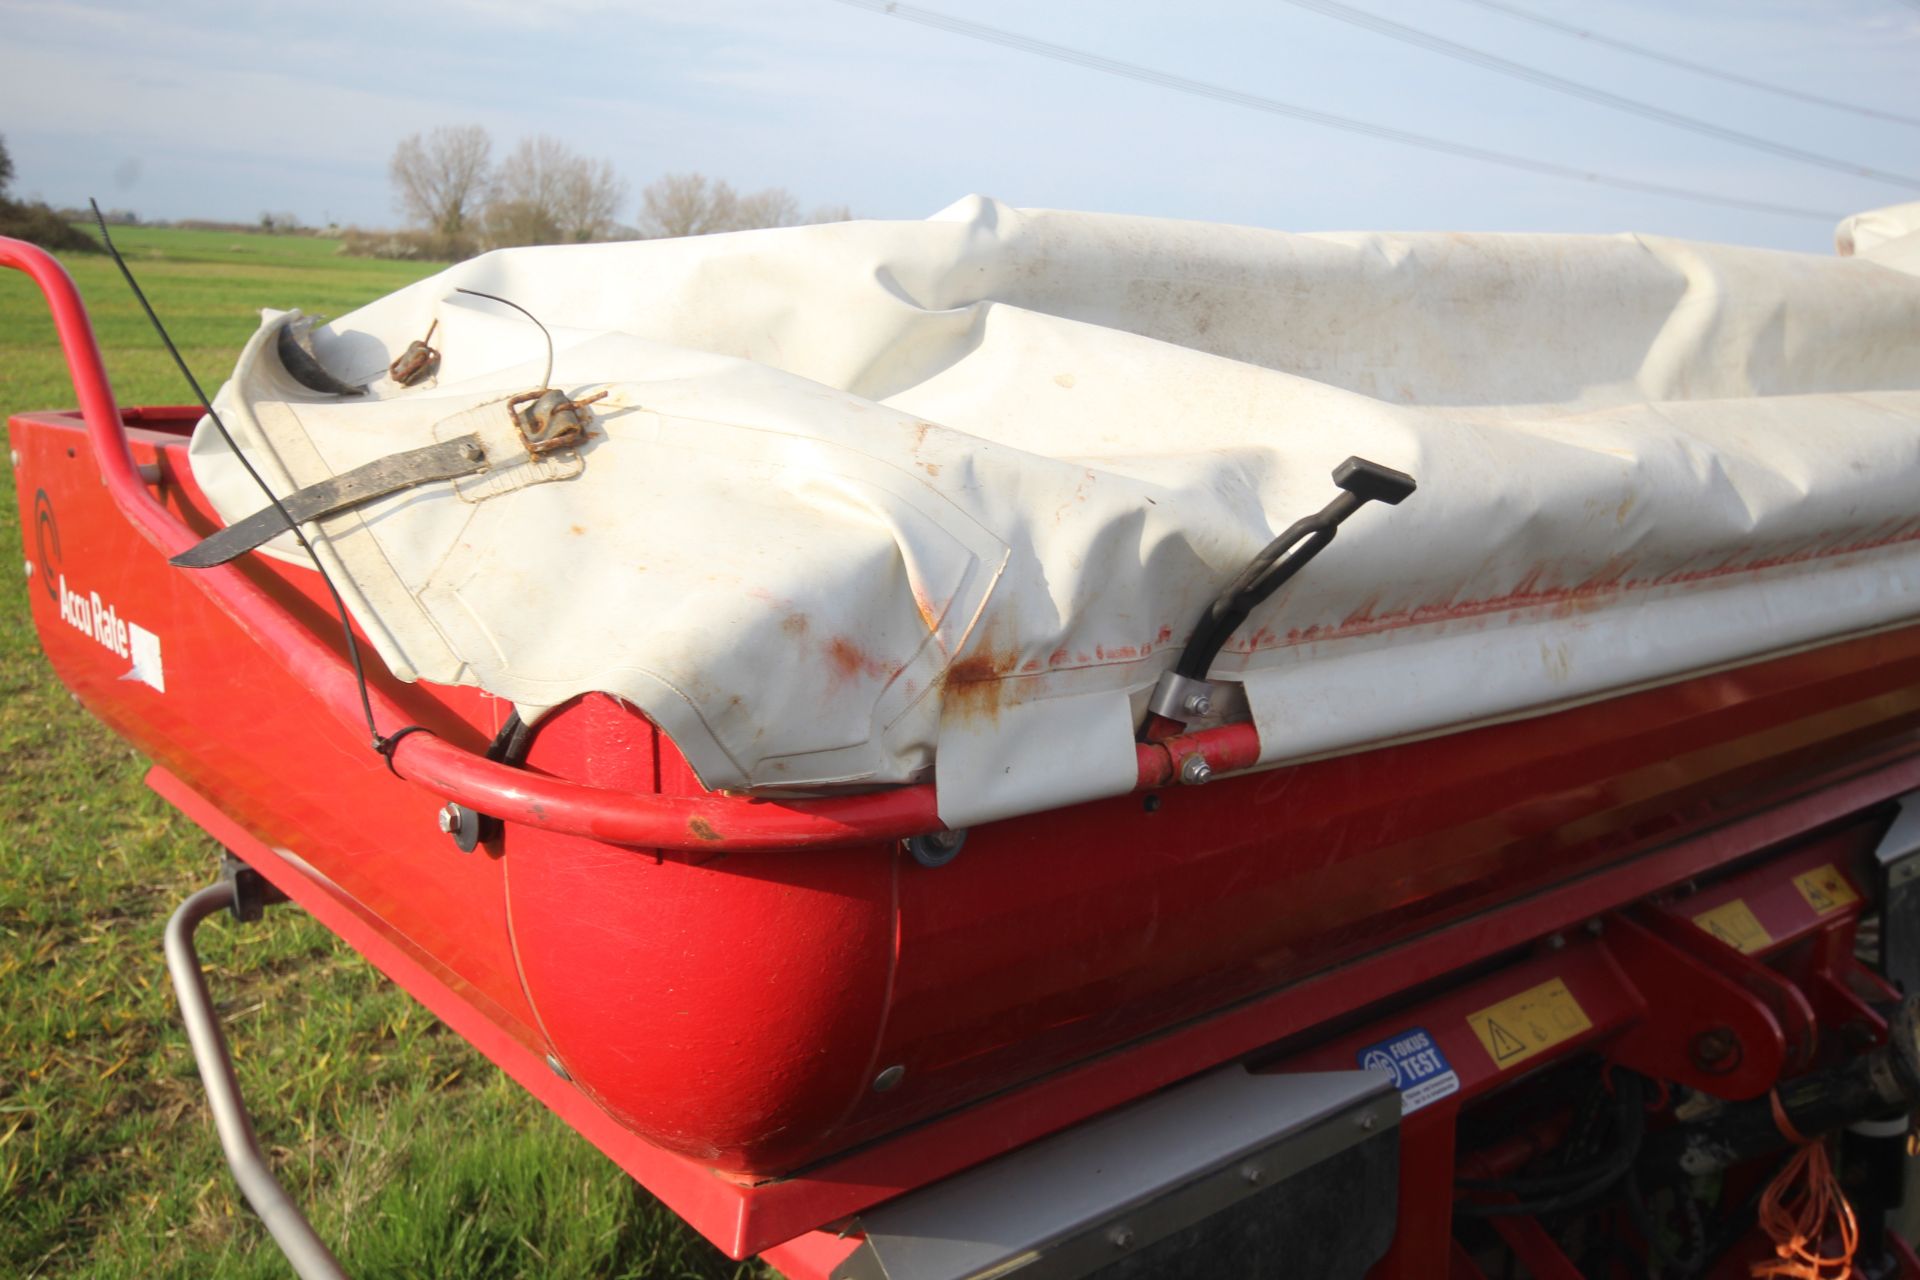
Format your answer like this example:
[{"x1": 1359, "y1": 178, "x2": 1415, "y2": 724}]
[{"x1": 1750, "y1": 1138, "x2": 1859, "y2": 1280}]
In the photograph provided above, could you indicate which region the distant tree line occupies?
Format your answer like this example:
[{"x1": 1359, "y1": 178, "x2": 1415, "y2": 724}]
[
  {"x1": 376, "y1": 124, "x2": 851, "y2": 260},
  {"x1": 0, "y1": 135, "x2": 101, "y2": 254}
]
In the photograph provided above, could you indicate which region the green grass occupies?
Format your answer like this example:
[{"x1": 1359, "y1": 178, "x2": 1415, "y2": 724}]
[{"x1": 0, "y1": 228, "x2": 758, "y2": 1278}]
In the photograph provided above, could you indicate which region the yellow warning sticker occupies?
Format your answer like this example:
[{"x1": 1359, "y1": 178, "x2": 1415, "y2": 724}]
[
  {"x1": 1692, "y1": 899, "x2": 1772, "y2": 954},
  {"x1": 1467, "y1": 978, "x2": 1593, "y2": 1071},
  {"x1": 1793, "y1": 864, "x2": 1860, "y2": 916}
]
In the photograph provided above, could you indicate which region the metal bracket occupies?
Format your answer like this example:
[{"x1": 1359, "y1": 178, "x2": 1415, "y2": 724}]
[
  {"x1": 166, "y1": 880, "x2": 348, "y2": 1279},
  {"x1": 1876, "y1": 793, "x2": 1920, "y2": 998},
  {"x1": 833, "y1": 1067, "x2": 1397, "y2": 1280},
  {"x1": 171, "y1": 434, "x2": 491, "y2": 568},
  {"x1": 1145, "y1": 670, "x2": 1215, "y2": 722},
  {"x1": 220, "y1": 849, "x2": 288, "y2": 923},
  {"x1": 1602, "y1": 912, "x2": 1788, "y2": 1099}
]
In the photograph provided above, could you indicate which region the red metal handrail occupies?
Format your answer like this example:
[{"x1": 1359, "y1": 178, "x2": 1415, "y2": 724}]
[{"x1": 2, "y1": 236, "x2": 1262, "y2": 849}]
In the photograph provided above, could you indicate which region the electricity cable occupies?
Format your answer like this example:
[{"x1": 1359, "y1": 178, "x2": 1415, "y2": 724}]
[
  {"x1": 1274, "y1": 0, "x2": 1919, "y2": 189},
  {"x1": 1449, "y1": 0, "x2": 1920, "y2": 128},
  {"x1": 90, "y1": 200, "x2": 395, "y2": 754},
  {"x1": 828, "y1": 0, "x2": 1842, "y2": 224}
]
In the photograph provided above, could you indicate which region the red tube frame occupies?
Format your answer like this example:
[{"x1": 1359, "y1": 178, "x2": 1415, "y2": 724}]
[{"x1": 1, "y1": 236, "x2": 1260, "y2": 850}]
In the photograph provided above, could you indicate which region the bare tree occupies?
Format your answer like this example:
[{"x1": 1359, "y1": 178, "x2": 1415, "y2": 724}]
[
  {"x1": 807, "y1": 204, "x2": 855, "y2": 225},
  {"x1": 0, "y1": 135, "x2": 14, "y2": 200},
  {"x1": 732, "y1": 187, "x2": 800, "y2": 231},
  {"x1": 637, "y1": 172, "x2": 812, "y2": 238},
  {"x1": 485, "y1": 136, "x2": 627, "y2": 248},
  {"x1": 389, "y1": 125, "x2": 493, "y2": 241},
  {"x1": 637, "y1": 172, "x2": 736, "y2": 238},
  {"x1": 555, "y1": 155, "x2": 627, "y2": 243}
]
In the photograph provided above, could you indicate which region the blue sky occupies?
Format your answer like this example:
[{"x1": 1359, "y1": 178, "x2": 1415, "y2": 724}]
[{"x1": 2, "y1": 0, "x2": 1914, "y2": 251}]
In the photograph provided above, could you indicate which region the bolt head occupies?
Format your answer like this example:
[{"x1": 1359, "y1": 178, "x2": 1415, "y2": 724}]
[
  {"x1": 1180, "y1": 755, "x2": 1214, "y2": 786},
  {"x1": 1109, "y1": 1226, "x2": 1135, "y2": 1250},
  {"x1": 872, "y1": 1064, "x2": 906, "y2": 1093},
  {"x1": 437, "y1": 803, "x2": 459, "y2": 834},
  {"x1": 1182, "y1": 692, "x2": 1213, "y2": 716}
]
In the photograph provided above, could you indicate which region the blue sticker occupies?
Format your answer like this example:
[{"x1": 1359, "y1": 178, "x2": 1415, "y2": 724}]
[{"x1": 1356, "y1": 1027, "x2": 1459, "y2": 1114}]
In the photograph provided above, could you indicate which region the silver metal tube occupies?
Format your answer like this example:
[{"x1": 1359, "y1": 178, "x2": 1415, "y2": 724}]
[{"x1": 165, "y1": 882, "x2": 349, "y2": 1280}]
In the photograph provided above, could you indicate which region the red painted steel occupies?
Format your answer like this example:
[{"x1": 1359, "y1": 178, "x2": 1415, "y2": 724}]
[
  {"x1": 20, "y1": 399, "x2": 1920, "y2": 1251},
  {"x1": 15, "y1": 234, "x2": 1920, "y2": 1269},
  {"x1": 1603, "y1": 913, "x2": 1787, "y2": 1098},
  {"x1": 2, "y1": 227, "x2": 1258, "y2": 850}
]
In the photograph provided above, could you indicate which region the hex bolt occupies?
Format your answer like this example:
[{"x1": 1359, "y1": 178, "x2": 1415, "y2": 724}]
[
  {"x1": 1240, "y1": 1163, "x2": 1265, "y2": 1185},
  {"x1": 906, "y1": 828, "x2": 967, "y2": 868},
  {"x1": 1108, "y1": 1226, "x2": 1135, "y2": 1250},
  {"x1": 437, "y1": 802, "x2": 481, "y2": 852},
  {"x1": 1356, "y1": 1110, "x2": 1377, "y2": 1130},
  {"x1": 1690, "y1": 1026, "x2": 1741, "y2": 1075},
  {"x1": 1182, "y1": 691, "x2": 1213, "y2": 716},
  {"x1": 1180, "y1": 754, "x2": 1214, "y2": 786},
  {"x1": 872, "y1": 1064, "x2": 906, "y2": 1093}
]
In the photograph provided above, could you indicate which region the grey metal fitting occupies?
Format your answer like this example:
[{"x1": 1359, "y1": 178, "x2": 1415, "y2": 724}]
[
  {"x1": 1146, "y1": 670, "x2": 1216, "y2": 722},
  {"x1": 1180, "y1": 754, "x2": 1214, "y2": 786},
  {"x1": 437, "y1": 802, "x2": 481, "y2": 852},
  {"x1": 907, "y1": 828, "x2": 967, "y2": 868}
]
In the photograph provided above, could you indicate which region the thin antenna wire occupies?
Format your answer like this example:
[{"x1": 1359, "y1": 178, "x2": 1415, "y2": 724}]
[
  {"x1": 1273, "y1": 0, "x2": 1920, "y2": 188},
  {"x1": 1449, "y1": 0, "x2": 1920, "y2": 129},
  {"x1": 828, "y1": 0, "x2": 1842, "y2": 224},
  {"x1": 90, "y1": 200, "x2": 388, "y2": 750},
  {"x1": 455, "y1": 287, "x2": 553, "y2": 390}
]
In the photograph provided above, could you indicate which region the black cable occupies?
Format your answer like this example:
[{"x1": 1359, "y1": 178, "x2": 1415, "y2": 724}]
[
  {"x1": 1275, "y1": 0, "x2": 1920, "y2": 189},
  {"x1": 91, "y1": 201, "x2": 392, "y2": 753},
  {"x1": 454, "y1": 288, "x2": 553, "y2": 390},
  {"x1": 828, "y1": 0, "x2": 1841, "y2": 224},
  {"x1": 1455, "y1": 1072, "x2": 1647, "y2": 1218},
  {"x1": 1450, "y1": 0, "x2": 1920, "y2": 129}
]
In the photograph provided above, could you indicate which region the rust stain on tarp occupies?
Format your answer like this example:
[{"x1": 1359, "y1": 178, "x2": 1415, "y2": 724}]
[
  {"x1": 940, "y1": 626, "x2": 1023, "y2": 725},
  {"x1": 825, "y1": 635, "x2": 889, "y2": 683},
  {"x1": 1236, "y1": 517, "x2": 1920, "y2": 653}
]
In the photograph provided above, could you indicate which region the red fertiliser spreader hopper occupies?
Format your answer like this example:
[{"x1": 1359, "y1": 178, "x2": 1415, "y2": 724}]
[{"x1": 13, "y1": 208, "x2": 1920, "y2": 1280}]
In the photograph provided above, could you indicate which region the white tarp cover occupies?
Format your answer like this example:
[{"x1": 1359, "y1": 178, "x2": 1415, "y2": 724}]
[{"x1": 191, "y1": 198, "x2": 1920, "y2": 828}]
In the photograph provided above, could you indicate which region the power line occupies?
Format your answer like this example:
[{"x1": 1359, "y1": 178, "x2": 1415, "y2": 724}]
[
  {"x1": 1276, "y1": 0, "x2": 1919, "y2": 189},
  {"x1": 1451, "y1": 0, "x2": 1920, "y2": 128},
  {"x1": 828, "y1": 0, "x2": 1841, "y2": 223}
]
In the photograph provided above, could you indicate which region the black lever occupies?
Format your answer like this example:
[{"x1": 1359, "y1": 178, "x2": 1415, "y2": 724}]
[{"x1": 1167, "y1": 455, "x2": 1415, "y2": 692}]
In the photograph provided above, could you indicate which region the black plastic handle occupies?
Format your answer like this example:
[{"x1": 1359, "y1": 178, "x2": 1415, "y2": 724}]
[{"x1": 1174, "y1": 456, "x2": 1416, "y2": 681}]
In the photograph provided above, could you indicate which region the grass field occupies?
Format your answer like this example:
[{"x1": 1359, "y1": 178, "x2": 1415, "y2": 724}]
[{"x1": 0, "y1": 228, "x2": 757, "y2": 1278}]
